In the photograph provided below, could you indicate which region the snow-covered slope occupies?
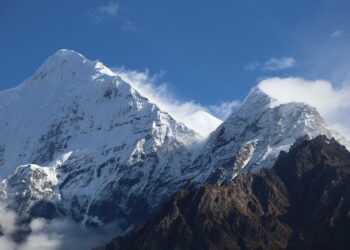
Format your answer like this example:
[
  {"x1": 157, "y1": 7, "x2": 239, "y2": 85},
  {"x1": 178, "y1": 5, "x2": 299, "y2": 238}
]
[
  {"x1": 185, "y1": 110, "x2": 222, "y2": 138},
  {"x1": 113, "y1": 69, "x2": 223, "y2": 137},
  {"x1": 0, "y1": 50, "x2": 201, "y2": 231},
  {"x1": 190, "y1": 87, "x2": 350, "y2": 185},
  {"x1": 2, "y1": 49, "x2": 350, "y2": 237}
]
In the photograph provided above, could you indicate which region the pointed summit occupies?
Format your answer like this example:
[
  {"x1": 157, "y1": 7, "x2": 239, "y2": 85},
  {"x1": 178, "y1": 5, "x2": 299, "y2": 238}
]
[
  {"x1": 39, "y1": 49, "x2": 88, "y2": 71},
  {"x1": 244, "y1": 86, "x2": 279, "y2": 108},
  {"x1": 33, "y1": 49, "x2": 96, "y2": 80},
  {"x1": 191, "y1": 85, "x2": 350, "y2": 185},
  {"x1": 230, "y1": 87, "x2": 280, "y2": 120},
  {"x1": 51, "y1": 49, "x2": 86, "y2": 59},
  {"x1": 19, "y1": 49, "x2": 117, "y2": 93},
  {"x1": 0, "y1": 49, "x2": 201, "y2": 232}
]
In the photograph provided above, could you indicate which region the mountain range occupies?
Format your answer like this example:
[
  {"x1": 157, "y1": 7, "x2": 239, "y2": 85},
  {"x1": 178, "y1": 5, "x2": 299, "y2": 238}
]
[
  {"x1": 0, "y1": 50, "x2": 349, "y2": 249},
  {"x1": 105, "y1": 136, "x2": 350, "y2": 250}
]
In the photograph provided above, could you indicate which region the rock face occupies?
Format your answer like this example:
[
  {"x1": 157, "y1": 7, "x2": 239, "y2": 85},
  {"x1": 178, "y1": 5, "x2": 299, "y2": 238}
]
[
  {"x1": 191, "y1": 88, "x2": 349, "y2": 185},
  {"x1": 0, "y1": 50, "x2": 201, "y2": 231},
  {"x1": 106, "y1": 136, "x2": 350, "y2": 250}
]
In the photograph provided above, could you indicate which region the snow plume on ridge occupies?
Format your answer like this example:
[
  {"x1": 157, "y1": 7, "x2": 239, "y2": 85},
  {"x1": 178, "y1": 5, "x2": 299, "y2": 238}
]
[
  {"x1": 114, "y1": 68, "x2": 226, "y2": 137},
  {"x1": 0, "y1": 210, "x2": 117, "y2": 250},
  {"x1": 209, "y1": 101, "x2": 241, "y2": 120},
  {"x1": 258, "y1": 77, "x2": 350, "y2": 139}
]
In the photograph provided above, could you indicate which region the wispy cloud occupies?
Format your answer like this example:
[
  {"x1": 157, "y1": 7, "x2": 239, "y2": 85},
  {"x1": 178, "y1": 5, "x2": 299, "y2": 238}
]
[
  {"x1": 113, "y1": 68, "x2": 225, "y2": 137},
  {"x1": 121, "y1": 18, "x2": 138, "y2": 32},
  {"x1": 245, "y1": 62, "x2": 260, "y2": 71},
  {"x1": 246, "y1": 57, "x2": 296, "y2": 71},
  {"x1": 88, "y1": 2, "x2": 138, "y2": 31},
  {"x1": 88, "y1": 2, "x2": 119, "y2": 22},
  {"x1": 97, "y1": 2, "x2": 119, "y2": 17},
  {"x1": 0, "y1": 209, "x2": 117, "y2": 250},
  {"x1": 331, "y1": 29, "x2": 344, "y2": 39},
  {"x1": 208, "y1": 101, "x2": 241, "y2": 120},
  {"x1": 258, "y1": 77, "x2": 350, "y2": 140},
  {"x1": 263, "y1": 57, "x2": 296, "y2": 71}
]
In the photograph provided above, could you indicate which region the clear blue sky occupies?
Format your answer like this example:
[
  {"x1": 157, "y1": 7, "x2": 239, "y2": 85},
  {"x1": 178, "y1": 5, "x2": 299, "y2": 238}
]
[{"x1": 1, "y1": 0, "x2": 350, "y2": 105}]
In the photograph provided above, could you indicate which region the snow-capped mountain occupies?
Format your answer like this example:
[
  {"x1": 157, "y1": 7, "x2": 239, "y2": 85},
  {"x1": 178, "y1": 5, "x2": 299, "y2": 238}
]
[
  {"x1": 190, "y1": 87, "x2": 350, "y2": 185},
  {"x1": 107, "y1": 135, "x2": 350, "y2": 250},
  {"x1": 0, "y1": 50, "x2": 202, "y2": 231},
  {"x1": 1, "y1": 49, "x2": 350, "y2": 239}
]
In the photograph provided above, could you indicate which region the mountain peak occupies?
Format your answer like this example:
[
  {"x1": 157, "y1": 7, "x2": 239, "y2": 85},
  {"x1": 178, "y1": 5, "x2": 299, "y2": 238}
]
[
  {"x1": 43, "y1": 49, "x2": 88, "y2": 67},
  {"x1": 109, "y1": 135, "x2": 350, "y2": 250},
  {"x1": 28, "y1": 49, "x2": 115, "y2": 90},
  {"x1": 53, "y1": 48, "x2": 85, "y2": 56},
  {"x1": 192, "y1": 85, "x2": 349, "y2": 184},
  {"x1": 0, "y1": 49, "x2": 204, "y2": 231},
  {"x1": 237, "y1": 87, "x2": 279, "y2": 117},
  {"x1": 233, "y1": 86, "x2": 324, "y2": 124},
  {"x1": 47, "y1": 49, "x2": 114, "y2": 76}
]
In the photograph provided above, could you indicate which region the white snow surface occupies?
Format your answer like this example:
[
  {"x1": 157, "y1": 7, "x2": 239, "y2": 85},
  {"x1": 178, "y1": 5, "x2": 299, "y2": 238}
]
[
  {"x1": 0, "y1": 49, "x2": 201, "y2": 231},
  {"x1": 1, "y1": 49, "x2": 349, "y2": 236},
  {"x1": 190, "y1": 87, "x2": 350, "y2": 184}
]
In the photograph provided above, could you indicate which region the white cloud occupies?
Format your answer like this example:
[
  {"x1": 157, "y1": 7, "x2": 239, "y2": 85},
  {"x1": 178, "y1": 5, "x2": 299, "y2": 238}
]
[
  {"x1": 113, "y1": 68, "x2": 225, "y2": 137},
  {"x1": 88, "y1": 2, "x2": 139, "y2": 32},
  {"x1": 245, "y1": 62, "x2": 260, "y2": 71},
  {"x1": 121, "y1": 18, "x2": 138, "y2": 32},
  {"x1": 88, "y1": 2, "x2": 119, "y2": 23},
  {"x1": 0, "y1": 210, "x2": 17, "y2": 250},
  {"x1": 0, "y1": 210, "x2": 17, "y2": 235},
  {"x1": 247, "y1": 57, "x2": 296, "y2": 71},
  {"x1": 0, "y1": 237, "x2": 16, "y2": 250},
  {"x1": 263, "y1": 57, "x2": 296, "y2": 71},
  {"x1": 0, "y1": 209, "x2": 118, "y2": 250},
  {"x1": 209, "y1": 101, "x2": 241, "y2": 120},
  {"x1": 331, "y1": 29, "x2": 344, "y2": 39},
  {"x1": 97, "y1": 2, "x2": 119, "y2": 17},
  {"x1": 258, "y1": 77, "x2": 350, "y2": 139}
]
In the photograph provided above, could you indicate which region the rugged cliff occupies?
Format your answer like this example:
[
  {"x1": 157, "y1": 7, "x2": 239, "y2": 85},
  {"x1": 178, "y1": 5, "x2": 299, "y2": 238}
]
[{"x1": 105, "y1": 136, "x2": 350, "y2": 250}]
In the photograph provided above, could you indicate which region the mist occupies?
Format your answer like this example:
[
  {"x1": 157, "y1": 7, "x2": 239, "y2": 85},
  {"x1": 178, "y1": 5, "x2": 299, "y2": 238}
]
[{"x1": 0, "y1": 209, "x2": 119, "y2": 250}]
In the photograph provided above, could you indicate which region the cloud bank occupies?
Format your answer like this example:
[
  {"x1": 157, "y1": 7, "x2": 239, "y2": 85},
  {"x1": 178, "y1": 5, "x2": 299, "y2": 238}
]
[
  {"x1": 0, "y1": 209, "x2": 117, "y2": 250},
  {"x1": 114, "y1": 68, "x2": 239, "y2": 137},
  {"x1": 258, "y1": 77, "x2": 350, "y2": 139}
]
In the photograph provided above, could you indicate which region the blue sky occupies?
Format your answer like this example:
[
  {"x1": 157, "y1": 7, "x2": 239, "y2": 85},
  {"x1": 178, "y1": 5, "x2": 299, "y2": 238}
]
[{"x1": 1, "y1": 0, "x2": 350, "y2": 109}]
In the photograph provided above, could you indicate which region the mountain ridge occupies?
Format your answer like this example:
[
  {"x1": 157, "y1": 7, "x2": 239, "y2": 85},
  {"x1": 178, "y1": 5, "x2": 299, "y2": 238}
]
[
  {"x1": 0, "y1": 49, "x2": 202, "y2": 232},
  {"x1": 190, "y1": 86, "x2": 349, "y2": 185},
  {"x1": 103, "y1": 135, "x2": 350, "y2": 250},
  {"x1": 0, "y1": 50, "x2": 349, "y2": 241}
]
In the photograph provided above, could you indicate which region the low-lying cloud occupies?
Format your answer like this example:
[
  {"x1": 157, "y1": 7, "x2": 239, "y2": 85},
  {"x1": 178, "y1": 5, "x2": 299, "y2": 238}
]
[
  {"x1": 258, "y1": 77, "x2": 350, "y2": 139},
  {"x1": 0, "y1": 209, "x2": 118, "y2": 250},
  {"x1": 114, "y1": 68, "x2": 239, "y2": 136}
]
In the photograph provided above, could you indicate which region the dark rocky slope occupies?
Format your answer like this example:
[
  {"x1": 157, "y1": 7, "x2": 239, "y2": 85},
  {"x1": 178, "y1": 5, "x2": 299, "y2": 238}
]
[{"x1": 100, "y1": 136, "x2": 350, "y2": 250}]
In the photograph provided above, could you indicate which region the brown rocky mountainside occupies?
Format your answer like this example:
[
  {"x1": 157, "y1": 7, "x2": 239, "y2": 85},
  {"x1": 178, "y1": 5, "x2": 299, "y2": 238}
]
[{"x1": 100, "y1": 135, "x2": 350, "y2": 250}]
